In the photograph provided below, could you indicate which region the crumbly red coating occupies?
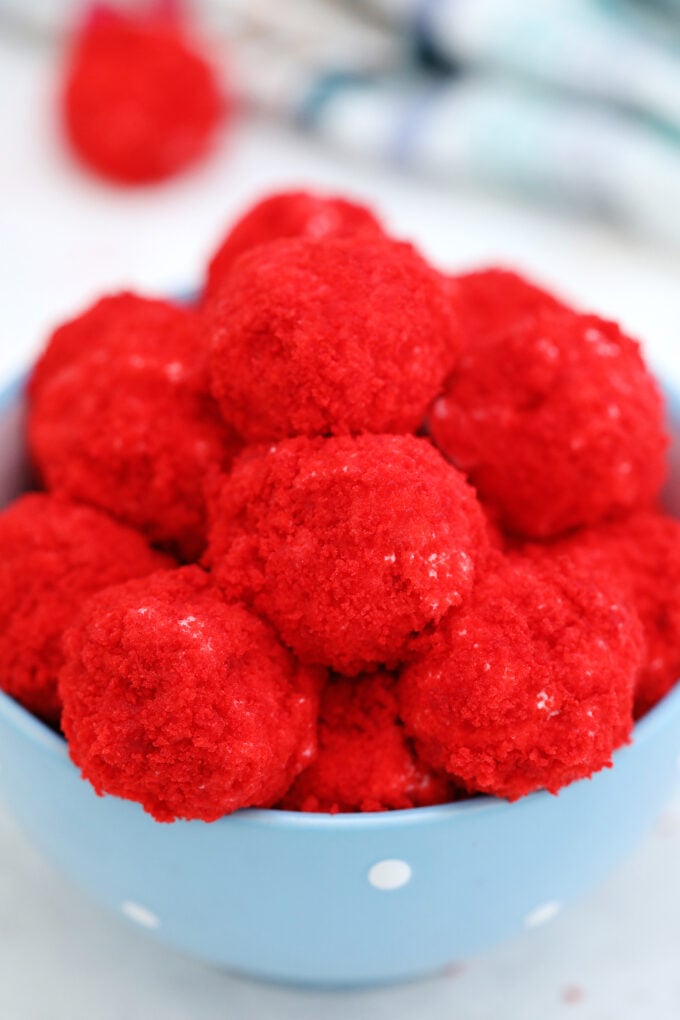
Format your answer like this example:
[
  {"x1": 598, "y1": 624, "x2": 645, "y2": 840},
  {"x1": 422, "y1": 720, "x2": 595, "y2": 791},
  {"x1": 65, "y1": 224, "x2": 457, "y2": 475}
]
[
  {"x1": 399, "y1": 552, "x2": 642, "y2": 800},
  {"x1": 281, "y1": 671, "x2": 454, "y2": 813},
  {"x1": 205, "y1": 191, "x2": 382, "y2": 302},
  {"x1": 30, "y1": 292, "x2": 193, "y2": 397},
  {"x1": 208, "y1": 235, "x2": 458, "y2": 442},
  {"x1": 61, "y1": 7, "x2": 223, "y2": 184},
  {"x1": 450, "y1": 267, "x2": 566, "y2": 348},
  {"x1": 542, "y1": 511, "x2": 680, "y2": 717},
  {"x1": 0, "y1": 494, "x2": 171, "y2": 725},
  {"x1": 28, "y1": 301, "x2": 240, "y2": 560},
  {"x1": 429, "y1": 309, "x2": 667, "y2": 538},
  {"x1": 59, "y1": 567, "x2": 322, "y2": 822},
  {"x1": 206, "y1": 433, "x2": 489, "y2": 674}
]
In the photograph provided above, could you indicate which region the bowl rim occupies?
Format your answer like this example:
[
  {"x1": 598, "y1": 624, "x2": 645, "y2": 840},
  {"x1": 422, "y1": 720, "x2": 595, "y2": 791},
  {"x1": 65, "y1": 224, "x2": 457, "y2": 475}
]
[{"x1": 3, "y1": 370, "x2": 680, "y2": 832}]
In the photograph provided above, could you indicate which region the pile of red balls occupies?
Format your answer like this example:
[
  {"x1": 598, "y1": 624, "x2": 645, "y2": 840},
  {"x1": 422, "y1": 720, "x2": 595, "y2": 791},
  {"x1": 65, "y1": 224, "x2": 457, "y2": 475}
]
[{"x1": 1, "y1": 190, "x2": 678, "y2": 823}]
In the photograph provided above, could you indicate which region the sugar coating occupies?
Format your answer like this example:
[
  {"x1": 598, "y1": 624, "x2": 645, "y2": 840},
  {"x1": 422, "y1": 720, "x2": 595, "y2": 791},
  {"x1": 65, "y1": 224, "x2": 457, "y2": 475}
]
[
  {"x1": 430, "y1": 309, "x2": 667, "y2": 538},
  {"x1": 450, "y1": 266, "x2": 566, "y2": 347},
  {"x1": 206, "y1": 433, "x2": 489, "y2": 675},
  {"x1": 281, "y1": 671, "x2": 454, "y2": 813},
  {"x1": 61, "y1": 8, "x2": 222, "y2": 185},
  {"x1": 205, "y1": 190, "x2": 382, "y2": 301},
  {"x1": 59, "y1": 567, "x2": 322, "y2": 822},
  {"x1": 399, "y1": 552, "x2": 642, "y2": 800},
  {"x1": 0, "y1": 494, "x2": 172, "y2": 725},
  {"x1": 546, "y1": 511, "x2": 680, "y2": 717},
  {"x1": 28, "y1": 299, "x2": 241, "y2": 560},
  {"x1": 208, "y1": 234, "x2": 458, "y2": 442}
]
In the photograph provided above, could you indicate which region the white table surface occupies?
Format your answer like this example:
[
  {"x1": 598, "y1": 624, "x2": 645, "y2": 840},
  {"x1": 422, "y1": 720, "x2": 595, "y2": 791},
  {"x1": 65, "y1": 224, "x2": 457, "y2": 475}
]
[{"x1": 2, "y1": 32, "x2": 680, "y2": 1020}]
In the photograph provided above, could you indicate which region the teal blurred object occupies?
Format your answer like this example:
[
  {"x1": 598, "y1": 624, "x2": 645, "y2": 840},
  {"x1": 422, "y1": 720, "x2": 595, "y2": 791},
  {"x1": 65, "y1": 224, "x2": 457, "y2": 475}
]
[
  {"x1": 215, "y1": 0, "x2": 680, "y2": 249},
  {"x1": 0, "y1": 373, "x2": 680, "y2": 987},
  {"x1": 4, "y1": 0, "x2": 680, "y2": 243}
]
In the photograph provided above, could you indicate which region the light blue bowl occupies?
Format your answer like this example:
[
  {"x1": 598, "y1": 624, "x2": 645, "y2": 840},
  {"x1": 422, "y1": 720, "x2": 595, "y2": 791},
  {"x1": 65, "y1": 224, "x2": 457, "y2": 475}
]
[{"x1": 1, "y1": 374, "x2": 680, "y2": 989}]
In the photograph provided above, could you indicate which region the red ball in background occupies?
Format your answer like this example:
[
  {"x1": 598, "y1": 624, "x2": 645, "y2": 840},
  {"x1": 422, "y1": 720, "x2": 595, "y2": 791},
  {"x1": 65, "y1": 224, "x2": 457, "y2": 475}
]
[
  {"x1": 61, "y1": 7, "x2": 224, "y2": 185},
  {"x1": 429, "y1": 310, "x2": 668, "y2": 538},
  {"x1": 399, "y1": 551, "x2": 642, "y2": 800},
  {"x1": 205, "y1": 190, "x2": 383, "y2": 302},
  {"x1": 281, "y1": 671, "x2": 455, "y2": 813},
  {"x1": 59, "y1": 567, "x2": 323, "y2": 822},
  {"x1": 0, "y1": 493, "x2": 172, "y2": 725}
]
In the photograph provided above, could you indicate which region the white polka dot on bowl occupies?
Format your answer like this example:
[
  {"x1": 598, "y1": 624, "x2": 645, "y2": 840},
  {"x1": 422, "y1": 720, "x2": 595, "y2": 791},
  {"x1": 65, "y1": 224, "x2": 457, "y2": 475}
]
[
  {"x1": 368, "y1": 859, "x2": 412, "y2": 890},
  {"x1": 121, "y1": 900, "x2": 160, "y2": 929},
  {"x1": 524, "y1": 900, "x2": 562, "y2": 929}
]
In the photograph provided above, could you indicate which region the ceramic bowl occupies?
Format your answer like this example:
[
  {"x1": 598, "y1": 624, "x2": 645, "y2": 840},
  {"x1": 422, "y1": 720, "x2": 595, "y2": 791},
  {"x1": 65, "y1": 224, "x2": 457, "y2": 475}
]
[{"x1": 1, "y1": 375, "x2": 679, "y2": 988}]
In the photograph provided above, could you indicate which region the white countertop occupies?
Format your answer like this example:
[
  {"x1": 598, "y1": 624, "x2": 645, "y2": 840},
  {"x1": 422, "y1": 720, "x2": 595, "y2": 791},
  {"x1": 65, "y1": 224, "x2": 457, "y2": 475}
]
[{"x1": 2, "y1": 32, "x2": 680, "y2": 1020}]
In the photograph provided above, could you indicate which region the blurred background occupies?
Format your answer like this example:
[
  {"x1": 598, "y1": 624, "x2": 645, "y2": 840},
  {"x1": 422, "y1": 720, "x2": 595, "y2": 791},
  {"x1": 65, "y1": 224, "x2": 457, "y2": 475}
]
[
  {"x1": 1, "y1": 2, "x2": 680, "y2": 1018},
  {"x1": 2, "y1": 0, "x2": 680, "y2": 385}
]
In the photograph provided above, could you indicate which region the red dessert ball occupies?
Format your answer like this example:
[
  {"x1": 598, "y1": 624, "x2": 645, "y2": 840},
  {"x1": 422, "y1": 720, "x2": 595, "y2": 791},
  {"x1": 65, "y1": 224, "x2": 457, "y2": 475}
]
[
  {"x1": 281, "y1": 671, "x2": 454, "y2": 813},
  {"x1": 399, "y1": 552, "x2": 642, "y2": 800},
  {"x1": 547, "y1": 511, "x2": 680, "y2": 717},
  {"x1": 61, "y1": 7, "x2": 223, "y2": 184},
  {"x1": 0, "y1": 493, "x2": 171, "y2": 725},
  {"x1": 29, "y1": 299, "x2": 240, "y2": 560},
  {"x1": 451, "y1": 267, "x2": 566, "y2": 348},
  {"x1": 206, "y1": 433, "x2": 489, "y2": 674},
  {"x1": 429, "y1": 309, "x2": 667, "y2": 538},
  {"x1": 59, "y1": 567, "x2": 322, "y2": 822},
  {"x1": 205, "y1": 190, "x2": 383, "y2": 301},
  {"x1": 30, "y1": 292, "x2": 192, "y2": 397},
  {"x1": 208, "y1": 234, "x2": 458, "y2": 442}
]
